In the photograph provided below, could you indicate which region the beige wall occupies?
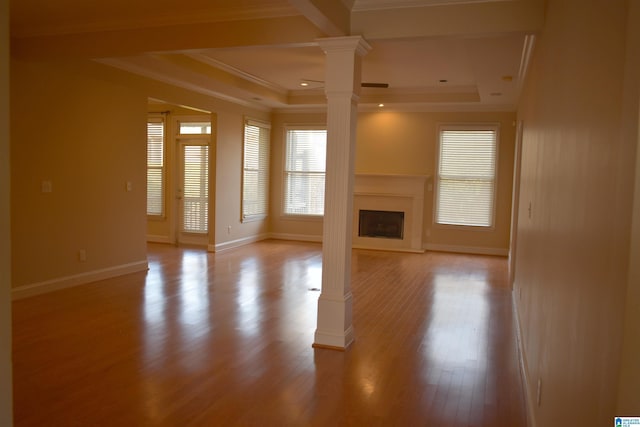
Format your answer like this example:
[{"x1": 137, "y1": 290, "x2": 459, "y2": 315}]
[
  {"x1": 357, "y1": 110, "x2": 516, "y2": 254},
  {"x1": 10, "y1": 58, "x2": 148, "y2": 289},
  {"x1": 0, "y1": 0, "x2": 13, "y2": 421},
  {"x1": 270, "y1": 109, "x2": 516, "y2": 254},
  {"x1": 9, "y1": 51, "x2": 271, "y2": 290},
  {"x1": 514, "y1": 0, "x2": 639, "y2": 424}
]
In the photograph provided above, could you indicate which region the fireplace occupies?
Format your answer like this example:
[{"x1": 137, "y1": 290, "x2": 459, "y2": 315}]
[
  {"x1": 358, "y1": 210, "x2": 404, "y2": 239},
  {"x1": 353, "y1": 174, "x2": 428, "y2": 253}
]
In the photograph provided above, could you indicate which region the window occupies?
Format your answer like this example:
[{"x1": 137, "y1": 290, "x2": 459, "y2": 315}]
[
  {"x1": 435, "y1": 125, "x2": 498, "y2": 227},
  {"x1": 242, "y1": 119, "x2": 270, "y2": 221},
  {"x1": 147, "y1": 117, "x2": 165, "y2": 217},
  {"x1": 179, "y1": 121, "x2": 211, "y2": 135},
  {"x1": 284, "y1": 127, "x2": 327, "y2": 216}
]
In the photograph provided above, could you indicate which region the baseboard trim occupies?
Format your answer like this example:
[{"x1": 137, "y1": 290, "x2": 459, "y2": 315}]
[
  {"x1": 513, "y1": 291, "x2": 537, "y2": 427},
  {"x1": 268, "y1": 233, "x2": 323, "y2": 243},
  {"x1": 312, "y1": 343, "x2": 346, "y2": 352},
  {"x1": 313, "y1": 326, "x2": 355, "y2": 350},
  {"x1": 424, "y1": 243, "x2": 508, "y2": 257},
  {"x1": 12, "y1": 260, "x2": 149, "y2": 300},
  {"x1": 147, "y1": 235, "x2": 172, "y2": 244},
  {"x1": 210, "y1": 233, "x2": 269, "y2": 253},
  {"x1": 352, "y1": 244, "x2": 425, "y2": 254}
]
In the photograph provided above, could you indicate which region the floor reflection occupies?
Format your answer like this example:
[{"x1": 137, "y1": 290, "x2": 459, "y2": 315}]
[
  {"x1": 422, "y1": 272, "x2": 489, "y2": 368},
  {"x1": 143, "y1": 249, "x2": 212, "y2": 373},
  {"x1": 13, "y1": 242, "x2": 525, "y2": 426},
  {"x1": 236, "y1": 256, "x2": 263, "y2": 338}
]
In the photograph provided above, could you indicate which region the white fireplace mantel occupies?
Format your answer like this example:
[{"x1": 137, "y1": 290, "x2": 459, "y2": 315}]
[{"x1": 353, "y1": 174, "x2": 430, "y2": 253}]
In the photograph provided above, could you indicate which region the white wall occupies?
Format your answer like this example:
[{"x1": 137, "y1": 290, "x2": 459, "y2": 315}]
[
  {"x1": 514, "y1": 0, "x2": 638, "y2": 425},
  {"x1": 0, "y1": 0, "x2": 13, "y2": 421}
]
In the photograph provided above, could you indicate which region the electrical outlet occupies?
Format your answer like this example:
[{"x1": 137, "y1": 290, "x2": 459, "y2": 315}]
[
  {"x1": 78, "y1": 249, "x2": 87, "y2": 262},
  {"x1": 41, "y1": 180, "x2": 52, "y2": 193},
  {"x1": 227, "y1": 225, "x2": 232, "y2": 234},
  {"x1": 126, "y1": 181, "x2": 132, "y2": 192}
]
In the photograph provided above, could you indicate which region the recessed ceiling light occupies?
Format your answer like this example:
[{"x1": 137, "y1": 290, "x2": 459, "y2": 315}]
[
  {"x1": 490, "y1": 92, "x2": 502, "y2": 97},
  {"x1": 439, "y1": 79, "x2": 448, "y2": 83},
  {"x1": 300, "y1": 82, "x2": 309, "y2": 87},
  {"x1": 378, "y1": 103, "x2": 384, "y2": 108}
]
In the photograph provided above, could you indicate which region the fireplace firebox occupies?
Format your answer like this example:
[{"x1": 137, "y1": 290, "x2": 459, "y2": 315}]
[{"x1": 358, "y1": 210, "x2": 404, "y2": 240}]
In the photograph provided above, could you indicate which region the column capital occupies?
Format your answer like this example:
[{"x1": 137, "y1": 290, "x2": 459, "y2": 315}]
[{"x1": 316, "y1": 35, "x2": 372, "y2": 57}]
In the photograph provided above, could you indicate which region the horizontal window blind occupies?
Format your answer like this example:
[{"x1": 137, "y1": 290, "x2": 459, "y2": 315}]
[
  {"x1": 147, "y1": 118, "x2": 164, "y2": 216},
  {"x1": 182, "y1": 145, "x2": 209, "y2": 233},
  {"x1": 436, "y1": 128, "x2": 497, "y2": 227},
  {"x1": 242, "y1": 120, "x2": 270, "y2": 220},
  {"x1": 284, "y1": 129, "x2": 326, "y2": 216}
]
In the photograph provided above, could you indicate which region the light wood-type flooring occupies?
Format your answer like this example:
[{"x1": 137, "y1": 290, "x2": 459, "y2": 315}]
[{"x1": 13, "y1": 240, "x2": 526, "y2": 426}]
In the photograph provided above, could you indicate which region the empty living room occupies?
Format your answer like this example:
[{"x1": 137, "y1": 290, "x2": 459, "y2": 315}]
[{"x1": 3, "y1": 0, "x2": 640, "y2": 426}]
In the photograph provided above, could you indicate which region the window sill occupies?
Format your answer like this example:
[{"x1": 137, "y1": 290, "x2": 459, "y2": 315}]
[
  {"x1": 280, "y1": 214, "x2": 323, "y2": 222},
  {"x1": 433, "y1": 222, "x2": 496, "y2": 232},
  {"x1": 242, "y1": 214, "x2": 268, "y2": 223}
]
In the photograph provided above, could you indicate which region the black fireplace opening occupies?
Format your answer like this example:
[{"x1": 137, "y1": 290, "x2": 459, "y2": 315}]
[{"x1": 358, "y1": 210, "x2": 404, "y2": 240}]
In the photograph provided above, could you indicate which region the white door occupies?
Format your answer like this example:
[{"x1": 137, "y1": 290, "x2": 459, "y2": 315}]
[{"x1": 177, "y1": 139, "x2": 209, "y2": 246}]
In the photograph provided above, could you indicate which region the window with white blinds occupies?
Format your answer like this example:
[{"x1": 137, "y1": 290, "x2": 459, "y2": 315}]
[
  {"x1": 147, "y1": 117, "x2": 165, "y2": 217},
  {"x1": 242, "y1": 119, "x2": 270, "y2": 221},
  {"x1": 284, "y1": 128, "x2": 327, "y2": 216},
  {"x1": 182, "y1": 145, "x2": 209, "y2": 233},
  {"x1": 435, "y1": 126, "x2": 498, "y2": 227}
]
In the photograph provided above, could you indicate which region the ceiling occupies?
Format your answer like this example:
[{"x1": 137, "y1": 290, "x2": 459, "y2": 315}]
[{"x1": 9, "y1": 0, "x2": 544, "y2": 112}]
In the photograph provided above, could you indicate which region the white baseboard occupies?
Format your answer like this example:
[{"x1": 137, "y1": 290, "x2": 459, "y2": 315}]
[
  {"x1": 424, "y1": 243, "x2": 508, "y2": 257},
  {"x1": 147, "y1": 235, "x2": 172, "y2": 244},
  {"x1": 513, "y1": 291, "x2": 537, "y2": 427},
  {"x1": 352, "y1": 244, "x2": 425, "y2": 254},
  {"x1": 268, "y1": 233, "x2": 323, "y2": 243},
  {"x1": 210, "y1": 233, "x2": 269, "y2": 253},
  {"x1": 12, "y1": 260, "x2": 149, "y2": 300}
]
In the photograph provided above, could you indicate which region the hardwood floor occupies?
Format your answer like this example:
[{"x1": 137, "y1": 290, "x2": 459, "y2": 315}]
[{"x1": 13, "y1": 240, "x2": 526, "y2": 426}]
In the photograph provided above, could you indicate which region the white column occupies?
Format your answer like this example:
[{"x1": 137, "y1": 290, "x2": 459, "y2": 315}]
[{"x1": 313, "y1": 36, "x2": 370, "y2": 350}]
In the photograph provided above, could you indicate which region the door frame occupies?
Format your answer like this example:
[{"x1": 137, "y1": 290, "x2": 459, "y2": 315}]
[{"x1": 170, "y1": 115, "x2": 212, "y2": 247}]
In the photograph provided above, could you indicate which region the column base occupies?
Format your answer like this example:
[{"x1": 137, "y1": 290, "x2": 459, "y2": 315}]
[
  {"x1": 314, "y1": 292, "x2": 354, "y2": 349},
  {"x1": 313, "y1": 326, "x2": 354, "y2": 350}
]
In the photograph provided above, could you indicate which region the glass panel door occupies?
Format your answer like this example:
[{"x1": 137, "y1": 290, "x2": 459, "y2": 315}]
[{"x1": 177, "y1": 140, "x2": 209, "y2": 246}]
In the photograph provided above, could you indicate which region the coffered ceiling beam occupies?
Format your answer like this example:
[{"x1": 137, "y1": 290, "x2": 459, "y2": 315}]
[
  {"x1": 288, "y1": 0, "x2": 351, "y2": 36},
  {"x1": 351, "y1": 0, "x2": 544, "y2": 39},
  {"x1": 11, "y1": 15, "x2": 325, "y2": 60}
]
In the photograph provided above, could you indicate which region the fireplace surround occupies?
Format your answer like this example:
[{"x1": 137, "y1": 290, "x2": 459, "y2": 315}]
[{"x1": 353, "y1": 174, "x2": 428, "y2": 253}]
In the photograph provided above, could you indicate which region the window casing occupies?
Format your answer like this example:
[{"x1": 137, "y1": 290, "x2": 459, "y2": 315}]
[
  {"x1": 435, "y1": 125, "x2": 498, "y2": 228},
  {"x1": 242, "y1": 119, "x2": 270, "y2": 221},
  {"x1": 147, "y1": 117, "x2": 165, "y2": 217},
  {"x1": 283, "y1": 127, "x2": 327, "y2": 216}
]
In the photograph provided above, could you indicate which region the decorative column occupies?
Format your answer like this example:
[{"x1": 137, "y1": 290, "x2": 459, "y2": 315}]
[{"x1": 313, "y1": 36, "x2": 371, "y2": 350}]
